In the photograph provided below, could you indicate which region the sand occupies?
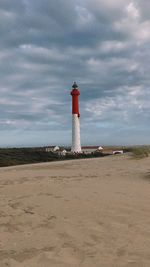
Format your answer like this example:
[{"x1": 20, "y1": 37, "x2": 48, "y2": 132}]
[{"x1": 0, "y1": 154, "x2": 150, "y2": 267}]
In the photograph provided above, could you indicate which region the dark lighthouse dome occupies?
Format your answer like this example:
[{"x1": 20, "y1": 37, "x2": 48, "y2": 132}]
[{"x1": 72, "y1": 82, "x2": 78, "y2": 89}]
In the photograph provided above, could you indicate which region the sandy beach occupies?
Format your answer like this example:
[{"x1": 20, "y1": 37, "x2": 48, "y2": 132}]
[{"x1": 0, "y1": 154, "x2": 150, "y2": 267}]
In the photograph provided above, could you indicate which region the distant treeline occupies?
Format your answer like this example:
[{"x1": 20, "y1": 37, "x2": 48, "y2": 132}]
[{"x1": 0, "y1": 148, "x2": 107, "y2": 167}]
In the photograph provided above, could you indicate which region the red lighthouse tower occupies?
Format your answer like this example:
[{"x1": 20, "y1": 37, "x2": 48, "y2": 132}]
[{"x1": 70, "y1": 82, "x2": 81, "y2": 153}]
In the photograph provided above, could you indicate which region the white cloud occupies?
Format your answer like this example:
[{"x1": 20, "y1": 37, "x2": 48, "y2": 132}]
[
  {"x1": 19, "y1": 44, "x2": 68, "y2": 61},
  {"x1": 136, "y1": 21, "x2": 150, "y2": 42},
  {"x1": 126, "y1": 2, "x2": 140, "y2": 19},
  {"x1": 87, "y1": 57, "x2": 138, "y2": 75},
  {"x1": 75, "y1": 5, "x2": 95, "y2": 30},
  {"x1": 114, "y1": 1, "x2": 150, "y2": 44},
  {"x1": 85, "y1": 85, "x2": 149, "y2": 124},
  {"x1": 87, "y1": 0, "x2": 129, "y2": 11},
  {"x1": 99, "y1": 41, "x2": 128, "y2": 53}
]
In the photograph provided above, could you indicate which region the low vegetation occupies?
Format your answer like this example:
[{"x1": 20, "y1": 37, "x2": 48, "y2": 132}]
[
  {"x1": 0, "y1": 148, "x2": 107, "y2": 167},
  {"x1": 131, "y1": 146, "x2": 150, "y2": 159},
  {"x1": 0, "y1": 148, "x2": 59, "y2": 167},
  {"x1": 0, "y1": 146, "x2": 149, "y2": 167}
]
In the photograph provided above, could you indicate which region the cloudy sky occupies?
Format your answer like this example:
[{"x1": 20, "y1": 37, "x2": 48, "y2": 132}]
[{"x1": 0, "y1": 0, "x2": 150, "y2": 147}]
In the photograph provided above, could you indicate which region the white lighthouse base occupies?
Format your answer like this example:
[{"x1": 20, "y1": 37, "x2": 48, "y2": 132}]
[{"x1": 71, "y1": 114, "x2": 82, "y2": 153}]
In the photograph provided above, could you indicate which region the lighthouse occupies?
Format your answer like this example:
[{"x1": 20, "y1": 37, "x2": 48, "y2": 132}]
[{"x1": 71, "y1": 82, "x2": 82, "y2": 153}]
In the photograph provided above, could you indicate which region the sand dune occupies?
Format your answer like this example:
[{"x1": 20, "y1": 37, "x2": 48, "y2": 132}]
[{"x1": 0, "y1": 154, "x2": 150, "y2": 266}]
